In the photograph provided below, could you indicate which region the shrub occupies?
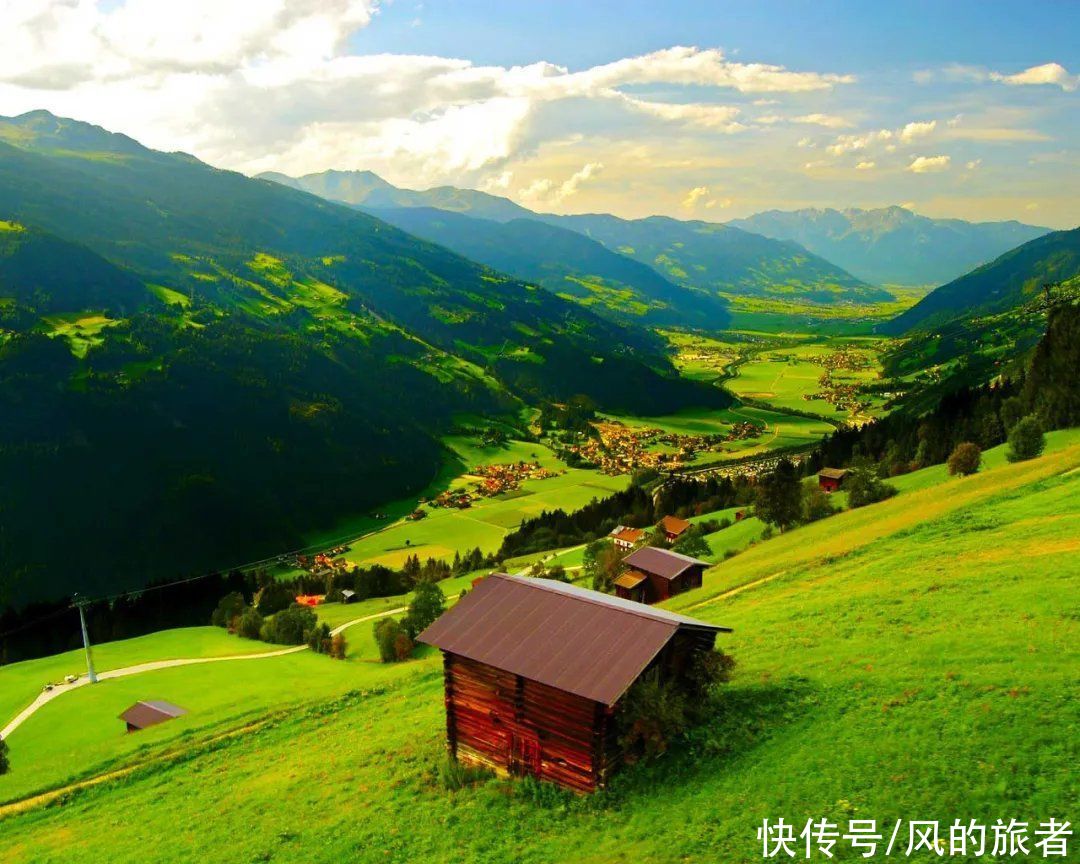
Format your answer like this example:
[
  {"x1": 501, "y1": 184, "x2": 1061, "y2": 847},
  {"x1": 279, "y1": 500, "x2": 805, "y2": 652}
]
[
  {"x1": 403, "y1": 580, "x2": 446, "y2": 640},
  {"x1": 374, "y1": 618, "x2": 413, "y2": 662},
  {"x1": 256, "y1": 581, "x2": 295, "y2": 617},
  {"x1": 846, "y1": 462, "x2": 898, "y2": 508},
  {"x1": 306, "y1": 622, "x2": 332, "y2": 654},
  {"x1": 673, "y1": 525, "x2": 712, "y2": 558},
  {"x1": 947, "y1": 442, "x2": 982, "y2": 476},
  {"x1": 237, "y1": 606, "x2": 263, "y2": 640},
  {"x1": 211, "y1": 591, "x2": 245, "y2": 628},
  {"x1": 329, "y1": 632, "x2": 347, "y2": 660},
  {"x1": 802, "y1": 487, "x2": 837, "y2": 523},
  {"x1": 1006, "y1": 415, "x2": 1045, "y2": 463},
  {"x1": 546, "y1": 563, "x2": 570, "y2": 582},
  {"x1": 263, "y1": 604, "x2": 317, "y2": 645},
  {"x1": 0, "y1": 736, "x2": 9, "y2": 775}
]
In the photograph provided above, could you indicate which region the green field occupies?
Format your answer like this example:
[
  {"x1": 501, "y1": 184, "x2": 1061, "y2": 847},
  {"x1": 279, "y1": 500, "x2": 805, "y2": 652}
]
[
  {"x1": 335, "y1": 436, "x2": 625, "y2": 568},
  {"x1": 2, "y1": 431, "x2": 1075, "y2": 861}
]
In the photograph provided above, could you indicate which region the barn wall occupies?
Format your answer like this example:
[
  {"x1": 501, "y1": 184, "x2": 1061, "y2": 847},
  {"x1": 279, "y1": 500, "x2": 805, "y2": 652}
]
[{"x1": 443, "y1": 653, "x2": 605, "y2": 793}]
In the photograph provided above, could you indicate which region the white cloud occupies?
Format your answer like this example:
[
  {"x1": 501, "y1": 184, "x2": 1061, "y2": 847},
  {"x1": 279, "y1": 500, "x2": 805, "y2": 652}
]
[
  {"x1": 520, "y1": 162, "x2": 604, "y2": 205},
  {"x1": 899, "y1": 120, "x2": 936, "y2": 143},
  {"x1": 907, "y1": 155, "x2": 951, "y2": 173},
  {"x1": 792, "y1": 113, "x2": 851, "y2": 129},
  {"x1": 796, "y1": 137, "x2": 815, "y2": 148},
  {"x1": 855, "y1": 161, "x2": 875, "y2": 171},
  {"x1": 990, "y1": 62, "x2": 1078, "y2": 92},
  {"x1": 827, "y1": 129, "x2": 892, "y2": 155},
  {"x1": 683, "y1": 186, "x2": 711, "y2": 208},
  {"x1": 965, "y1": 159, "x2": 982, "y2": 171},
  {"x1": 622, "y1": 96, "x2": 745, "y2": 131}
]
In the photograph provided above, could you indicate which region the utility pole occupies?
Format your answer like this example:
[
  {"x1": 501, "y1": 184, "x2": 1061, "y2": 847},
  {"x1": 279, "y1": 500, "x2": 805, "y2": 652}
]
[{"x1": 72, "y1": 595, "x2": 98, "y2": 683}]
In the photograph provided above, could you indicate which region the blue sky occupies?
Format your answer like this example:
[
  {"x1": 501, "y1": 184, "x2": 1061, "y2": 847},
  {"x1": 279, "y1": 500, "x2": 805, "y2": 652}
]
[{"x1": 1, "y1": 1, "x2": 1076, "y2": 226}]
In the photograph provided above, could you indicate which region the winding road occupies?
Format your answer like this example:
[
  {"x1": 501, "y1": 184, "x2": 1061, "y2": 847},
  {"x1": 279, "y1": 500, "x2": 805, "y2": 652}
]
[{"x1": 0, "y1": 606, "x2": 406, "y2": 741}]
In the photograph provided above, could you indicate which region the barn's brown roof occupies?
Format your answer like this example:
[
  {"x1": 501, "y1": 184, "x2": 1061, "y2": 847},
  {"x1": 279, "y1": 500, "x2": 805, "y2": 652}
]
[
  {"x1": 418, "y1": 574, "x2": 729, "y2": 706},
  {"x1": 610, "y1": 526, "x2": 645, "y2": 543},
  {"x1": 613, "y1": 570, "x2": 646, "y2": 589},
  {"x1": 119, "y1": 700, "x2": 187, "y2": 730},
  {"x1": 623, "y1": 546, "x2": 709, "y2": 581},
  {"x1": 818, "y1": 467, "x2": 849, "y2": 480},
  {"x1": 659, "y1": 515, "x2": 692, "y2": 537}
]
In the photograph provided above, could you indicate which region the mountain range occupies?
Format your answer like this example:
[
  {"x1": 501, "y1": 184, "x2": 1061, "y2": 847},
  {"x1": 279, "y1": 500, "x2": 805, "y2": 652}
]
[
  {"x1": 261, "y1": 169, "x2": 886, "y2": 311},
  {"x1": 0, "y1": 110, "x2": 724, "y2": 605},
  {"x1": 729, "y1": 206, "x2": 1049, "y2": 287}
]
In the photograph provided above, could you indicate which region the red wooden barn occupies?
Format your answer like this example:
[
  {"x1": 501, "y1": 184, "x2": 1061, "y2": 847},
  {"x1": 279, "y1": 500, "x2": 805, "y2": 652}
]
[
  {"x1": 818, "y1": 467, "x2": 849, "y2": 493},
  {"x1": 659, "y1": 514, "x2": 692, "y2": 543},
  {"x1": 418, "y1": 574, "x2": 729, "y2": 793},
  {"x1": 614, "y1": 546, "x2": 709, "y2": 605}
]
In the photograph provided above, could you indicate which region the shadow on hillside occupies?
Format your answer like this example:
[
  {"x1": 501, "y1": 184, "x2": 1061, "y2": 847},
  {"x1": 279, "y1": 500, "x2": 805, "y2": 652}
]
[{"x1": 605, "y1": 676, "x2": 818, "y2": 799}]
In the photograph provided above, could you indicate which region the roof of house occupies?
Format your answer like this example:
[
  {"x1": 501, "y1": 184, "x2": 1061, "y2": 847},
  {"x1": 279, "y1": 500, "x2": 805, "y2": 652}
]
[
  {"x1": 610, "y1": 526, "x2": 645, "y2": 543},
  {"x1": 660, "y1": 515, "x2": 692, "y2": 536},
  {"x1": 119, "y1": 700, "x2": 187, "y2": 729},
  {"x1": 417, "y1": 574, "x2": 729, "y2": 706},
  {"x1": 613, "y1": 570, "x2": 647, "y2": 590},
  {"x1": 818, "y1": 467, "x2": 849, "y2": 479},
  {"x1": 623, "y1": 546, "x2": 709, "y2": 581},
  {"x1": 340, "y1": 589, "x2": 356, "y2": 598}
]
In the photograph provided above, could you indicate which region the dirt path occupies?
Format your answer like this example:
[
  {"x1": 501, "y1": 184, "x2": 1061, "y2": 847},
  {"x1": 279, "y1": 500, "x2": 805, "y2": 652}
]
[{"x1": 0, "y1": 607, "x2": 405, "y2": 741}]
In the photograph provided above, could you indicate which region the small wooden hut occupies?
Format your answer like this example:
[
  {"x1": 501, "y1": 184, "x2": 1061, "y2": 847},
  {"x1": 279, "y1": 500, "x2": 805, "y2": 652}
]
[{"x1": 418, "y1": 574, "x2": 729, "y2": 792}]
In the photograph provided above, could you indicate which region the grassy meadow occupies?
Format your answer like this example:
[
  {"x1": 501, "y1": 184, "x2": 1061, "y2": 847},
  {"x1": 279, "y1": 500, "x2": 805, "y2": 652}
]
[{"x1": 1, "y1": 430, "x2": 1075, "y2": 861}]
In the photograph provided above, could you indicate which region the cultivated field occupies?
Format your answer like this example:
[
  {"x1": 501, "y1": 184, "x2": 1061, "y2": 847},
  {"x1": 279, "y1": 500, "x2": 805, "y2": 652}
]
[{"x1": 2, "y1": 432, "x2": 1076, "y2": 862}]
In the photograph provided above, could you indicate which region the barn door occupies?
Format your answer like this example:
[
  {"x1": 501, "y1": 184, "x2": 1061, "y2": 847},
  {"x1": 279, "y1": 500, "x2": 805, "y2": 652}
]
[{"x1": 511, "y1": 731, "x2": 541, "y2": 778}]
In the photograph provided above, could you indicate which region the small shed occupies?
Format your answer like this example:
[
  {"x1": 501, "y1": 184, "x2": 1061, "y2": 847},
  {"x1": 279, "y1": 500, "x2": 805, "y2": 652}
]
[
  {"x1": 659, "y1": 515, "x2": 692, "y2": 543},
  {"x1": 818, "y1": 467, "x2": 849, "y2": 492},
  {"x1": 418, "y1": 574, "x2": 729, "y2": 792},
  {"x1": 119, "y1": 700, "x2": 187, "y2": 733},
  {"x1": 618, "y1": 546, "x2": 709, "y2": 604},
  {"x1": 608, "y1": 525, "x2": 644, "y2": 551},
  {"x1": 340, "y1": 589, "x2": 357, "y2": 604}
]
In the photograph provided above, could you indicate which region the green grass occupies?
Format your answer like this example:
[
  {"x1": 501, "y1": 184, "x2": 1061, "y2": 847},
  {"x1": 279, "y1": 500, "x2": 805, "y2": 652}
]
[
  {"x1": 40, "y1": 312, "x2": 123, "y2": 357},
  {"x1": 334, "y1": 437, "x2": 625, "y2": 568},
  {"x1": 2, "y1": 433, "x2": 1075, "y2": 862}
]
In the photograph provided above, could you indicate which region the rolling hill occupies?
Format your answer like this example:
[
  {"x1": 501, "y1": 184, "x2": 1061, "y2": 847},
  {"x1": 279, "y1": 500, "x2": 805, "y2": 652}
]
[
  {"x1": 0, "y1": 110, "x2": 726, "y2": 607},
  {"x1": 1, "y1": 429, "x2": 1076, "y2": 861},
  {"x1": 730, "y1": 206, "x2": 1050, "y2": 287},
  {"x1": 363, "y1": 206, "x2": 730, "y2": 327},
  {"x1": 262, "y1": 170, "x2": 886, "y2": 309}
]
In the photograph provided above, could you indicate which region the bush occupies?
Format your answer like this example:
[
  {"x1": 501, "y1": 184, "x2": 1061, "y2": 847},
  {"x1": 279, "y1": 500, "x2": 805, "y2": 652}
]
[
  {"x1": 673, "y1": 525, "x2": 712, "y2": 558},
  {"x1": 1006, "y1": 415, "x2": 1045, "y2": 463},
  {"x1": 329, "y1": 632, "x2": 347, "y2": 660},
  {"x1": 374, "y1": 617, "x2": 413, "y2": 662},
  {"x1": 0, "y1": 736, "x2": 9, "y2": 775},
  {"x1": 846, "y1": 462, "x2": 898, "y2": 509},
  {"x1": 947, "y1": 442, "x2": 982, "y2": 476},
  {"x1": 306, "y1": 622, "x2": 332, "y2": 654},
  {"x1": 256, "y1": 581, "x2": 295, "y2": 617},
  {"x1": 402, "y1": 580, "x2": 446, "y2": 640},
  {"x1": 211, "y1": 592, "x2": 246, "y2": 628},
  {"x1": 263, "y1": 604, "x2": 317, "y2": 645},
  {"x1": 237, "y1": 606, "x2": 263, "y2": 640},
  {"x1": 546, "y1": 563, "x2": 570, "y2": 582},
  {"x1": 802, "y1": 487, "x2": 837, "y2": 523}
]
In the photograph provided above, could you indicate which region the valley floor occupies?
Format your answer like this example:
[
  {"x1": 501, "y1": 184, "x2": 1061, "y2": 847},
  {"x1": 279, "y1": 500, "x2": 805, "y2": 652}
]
[{"x1": 1, "y1": 432, "x2": 1076, "y2": 862}]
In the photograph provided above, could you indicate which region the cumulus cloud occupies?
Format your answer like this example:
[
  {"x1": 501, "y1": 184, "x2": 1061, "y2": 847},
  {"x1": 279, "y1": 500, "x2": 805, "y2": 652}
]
[
  {"x1": 855, "y1": 161, "x2": 875, "y2": 171},
  {"x1": 899, "y1": 120, "x2": 936, "y2": 143},
  {"x1": 990, "y1": 62, "x2": 1078, "y2": 91},
  {"x1": 520, "y1": 162, "x2": 604, "y2": 205},
  {"x1": 827, "y1": 129, "x2": 892, "y2": 155},
  {"x1": 907, "y1": 155, "x2": 951, "y2": 173},
  {"x1": 0, "y1": 5, "x2": 856, "y2": 188}
]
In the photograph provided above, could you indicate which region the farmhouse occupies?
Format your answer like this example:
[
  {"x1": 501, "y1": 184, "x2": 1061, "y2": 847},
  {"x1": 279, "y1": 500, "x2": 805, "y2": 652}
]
[
  {"x1": 616, "y1": 546, "x2": 709, "y2": 604},
  {"x1": 418, "y1": 574, "x2": 729, "y2": 792},
  {"x1": 659, "y1": 514, "x2": 692, "y2": 543},
  {"x1": 818, "y1": 467, "x2": 849, "y2": 492},
  {"x1": 609, "y1": 525, "x2": 645, "y2": 551},
  {"x1": 119, "y1": 700, "x2": 186, "y2": 733}
]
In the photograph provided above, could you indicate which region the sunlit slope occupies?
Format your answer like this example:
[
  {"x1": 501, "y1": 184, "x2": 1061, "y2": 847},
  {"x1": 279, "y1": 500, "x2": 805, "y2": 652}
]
[{"x1": 1, "y1": 432, "x2": 1076, "y2": 862}]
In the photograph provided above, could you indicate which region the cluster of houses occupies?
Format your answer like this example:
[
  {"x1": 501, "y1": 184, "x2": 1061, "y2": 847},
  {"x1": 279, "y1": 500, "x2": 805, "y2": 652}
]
[
  {"x1": 430, "y1": 461, "x2": 559, "y2": 509},
  {"x1": 566, "y1": 420, "x2": 764, "y2": 476}
]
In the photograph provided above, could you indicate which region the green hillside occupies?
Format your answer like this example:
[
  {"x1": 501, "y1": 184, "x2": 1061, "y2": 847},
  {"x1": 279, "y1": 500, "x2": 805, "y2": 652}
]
[
  {"x1": 364, "y1": 206, "x2": 730, "y2": 327},
  {"x1": 261, "y1": 170, "x2": 887, "y2": 310},
  {"x1": 731, "y1": 206, "x2": 1049, "y2": 287},
  {"x1": 0, "y1": 111, "x2": 728, "y2": 606},
  {"x1": 546, "y1": 213, "x2": 893, "y2": 306},
  {"x1": 1, "y1": 431, "x2": 1075, "y2": 862}
]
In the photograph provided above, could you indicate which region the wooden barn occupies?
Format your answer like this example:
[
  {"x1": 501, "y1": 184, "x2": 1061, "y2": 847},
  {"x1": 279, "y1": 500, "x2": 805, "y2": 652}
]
[
  {"x1": 608, "y1": 525, "x2": 644, "y2": 551},
  {"x1": 418, "y1": 574, "x2": 729, "y2": 793},
  {"x1": 818, "y1": 467, "x2": 849, "y2": 492},
  {"x1": 615, "y1": 546, "x2": 709, "y2": 605},
  {"x1": 119, "y1": 700, "x2": 186, "y2": 733},
  {"x1": 659, "y1": 514, "x2": 692, "y2": 543}
]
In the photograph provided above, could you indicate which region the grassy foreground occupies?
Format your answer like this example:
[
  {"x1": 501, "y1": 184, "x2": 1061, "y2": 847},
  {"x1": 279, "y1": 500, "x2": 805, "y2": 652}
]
[{"x1": 0, "y1": 433, "x2": 1076, "y2": 862}]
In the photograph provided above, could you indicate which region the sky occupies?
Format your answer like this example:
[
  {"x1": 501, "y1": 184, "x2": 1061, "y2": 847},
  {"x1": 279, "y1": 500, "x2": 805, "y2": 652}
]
[{"x1": 0, "y1": 1, "x2": 1077, "y2": 227}]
